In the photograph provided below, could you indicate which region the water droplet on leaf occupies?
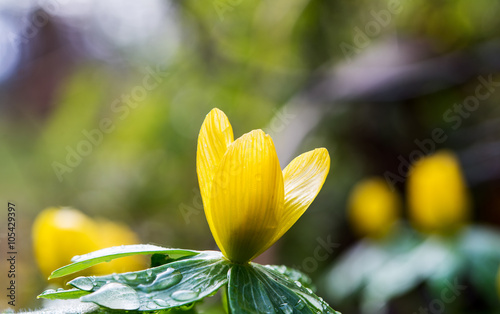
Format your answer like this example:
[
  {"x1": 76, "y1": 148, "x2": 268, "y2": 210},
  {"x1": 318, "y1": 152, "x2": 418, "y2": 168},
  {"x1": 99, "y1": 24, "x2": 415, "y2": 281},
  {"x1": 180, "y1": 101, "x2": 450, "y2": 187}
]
[
  {"x1": 295, "y1": 299, "x2": 305, "y2": 310},
  {"x1": 138, "y1": 268, "x2": 182, "y2": 292},
  {"x1": 69, "y1": 277, "x2": 95, "y2": 291},
  {"x1": 153, "y1": 298, "x2": 171, "y2": 307},
  {"x1": 124, "y1": 273, "x2": 138, "y2": 281},
  {"x1": 171, "y1": 289, "x2": 199, "y2": 301},
  {"x1": 146, "y1": 301, "x2": 158, "y2": 309},
  {"x1": 81, "y1": 282, "x2": 140, "y2": 310},
  {"x1": 279, "y1": 303, "x2": 293, "y2": 314}
]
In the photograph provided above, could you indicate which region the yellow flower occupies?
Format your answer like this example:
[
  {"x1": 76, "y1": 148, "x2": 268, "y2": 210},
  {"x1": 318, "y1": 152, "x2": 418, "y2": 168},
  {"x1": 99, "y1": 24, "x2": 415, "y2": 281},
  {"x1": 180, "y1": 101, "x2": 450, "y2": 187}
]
[
  {"x1": 407, "y1": 151, "x2": 470, "y2": 233},
  {"x1": 32, "y1": 207, "x2": 146, "y2": 280},
  {"x1": 94, "y1": 219, "x2": 147, "y2": 274},
  {"x1": 197, "y1": 108, "x2": 330, "y2": 263},
  {"x1": 348, "y1": 177, "x2": 401, "y2": 238}
]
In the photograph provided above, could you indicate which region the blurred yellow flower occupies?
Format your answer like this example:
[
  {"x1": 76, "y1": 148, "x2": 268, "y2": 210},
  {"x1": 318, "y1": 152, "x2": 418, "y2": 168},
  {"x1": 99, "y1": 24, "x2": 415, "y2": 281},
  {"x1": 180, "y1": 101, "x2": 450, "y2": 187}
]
[
  {"x1": 407, "y1": 151, "x2": 470, "y2": 233},
  {"x1": 94, "y1": 219, "x2": 146, "y2": 273},
  {"x1": 197, "y1": 108, "x2": 330, "y2": 263},
  {"x1": 348, "y1": 177, "x2": 401, "y2": 238},
  {"x1": 32, "y1": 207, "x2": 146, "y2": 280}
]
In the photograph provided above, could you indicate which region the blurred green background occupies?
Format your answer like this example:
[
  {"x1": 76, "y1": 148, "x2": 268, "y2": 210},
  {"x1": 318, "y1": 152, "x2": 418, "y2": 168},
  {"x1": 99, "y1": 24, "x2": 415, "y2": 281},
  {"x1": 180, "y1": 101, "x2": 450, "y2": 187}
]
[{"x1": 1, "y1": 0, "x2": 500, "y2": 313}]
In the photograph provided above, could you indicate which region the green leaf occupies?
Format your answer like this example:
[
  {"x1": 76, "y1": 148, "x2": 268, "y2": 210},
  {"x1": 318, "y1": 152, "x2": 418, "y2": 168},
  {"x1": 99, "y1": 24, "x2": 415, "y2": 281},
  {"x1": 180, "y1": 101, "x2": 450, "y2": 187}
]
[
  {"x1": 459, "y1": 226, "x2": 500, "y2": 305},
  {"x1": 228, "y1": 263, "x2": 339, "y2": 314},
  {"x1": 38, "y1": 288, "x2": 91, "y2": 300},
  {"x1": 50, "y1": 244, "x2": 198, "y2": 279},
  {"x1": 67, "y1": 251, "x2": 230, "y2": 311},
  {"x1": 42, "y1": 247, "x2": 339, "y2": 313},
  {"x1": 264, "y1": 265, "x2": 315, "y2": 291},
  {"x1": 151, "y1": 253, "x2": 172, "y2": 267},
  {"x1": 324, "y1": 226, "x2": 422, "y2": 303}
]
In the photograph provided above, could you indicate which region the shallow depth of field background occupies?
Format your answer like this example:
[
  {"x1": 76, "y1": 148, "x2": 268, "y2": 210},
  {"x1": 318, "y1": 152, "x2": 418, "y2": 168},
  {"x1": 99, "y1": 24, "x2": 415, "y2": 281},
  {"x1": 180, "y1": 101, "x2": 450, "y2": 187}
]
[{"x1": 1, "y1": 0, "x2": 500, "y2": 313}]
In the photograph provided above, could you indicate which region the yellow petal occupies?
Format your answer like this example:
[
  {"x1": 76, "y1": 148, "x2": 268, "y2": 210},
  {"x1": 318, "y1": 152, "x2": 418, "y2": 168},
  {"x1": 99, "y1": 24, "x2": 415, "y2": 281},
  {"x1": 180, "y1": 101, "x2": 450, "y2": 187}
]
[
  {"x1": 210, "y1": 129, "x2": 284, "y2": 263},
  {"x1": 197, "y1": 108, "x2": 234, "y2": 247},
  {"x1": 271, "y1": 148, "x2": 330, "y2": 244}
]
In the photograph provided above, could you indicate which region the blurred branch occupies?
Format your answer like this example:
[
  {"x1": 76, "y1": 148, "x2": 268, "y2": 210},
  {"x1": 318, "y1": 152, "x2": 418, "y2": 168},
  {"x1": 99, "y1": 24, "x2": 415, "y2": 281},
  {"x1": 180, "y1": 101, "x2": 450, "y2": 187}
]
[
  {"x1": 308, "y1": 37, "x2": 500, "y2": 103},
  {"x1": 271, "y1": 37, "x2": 500, "y2": 175}
]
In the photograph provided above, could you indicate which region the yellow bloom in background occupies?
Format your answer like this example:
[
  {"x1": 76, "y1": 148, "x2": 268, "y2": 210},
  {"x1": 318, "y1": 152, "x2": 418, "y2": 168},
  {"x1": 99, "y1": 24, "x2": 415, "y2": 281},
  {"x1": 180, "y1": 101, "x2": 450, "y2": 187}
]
[
  {"x1": 32, "y1": 207, "x2": 146, "y2": 280},
  {"x1": 348, "y1": 177, "x2": 401, "y2": 238},
  {"x1": 197, "y1": 108, "x2": 330, "y2": 263},
  {"x1": 407, "y1": 150, "x2": 470, "y2": 233},
  {"x1": 94, "y1": 219, "x2": 146, "y2": 274}
]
